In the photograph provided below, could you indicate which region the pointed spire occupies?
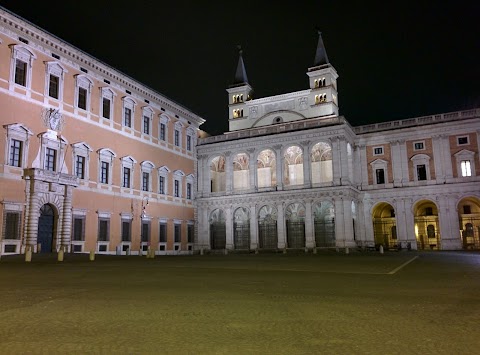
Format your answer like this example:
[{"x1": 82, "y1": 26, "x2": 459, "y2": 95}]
[
  {"x1": 233, "y1": 45, "x2": 249, "y2": 85},
  {"x1": 313, "y1": 30, "x2": 329, "y2": 67}
]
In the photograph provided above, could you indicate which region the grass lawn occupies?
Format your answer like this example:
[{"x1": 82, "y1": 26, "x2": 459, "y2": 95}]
[{"x1": 0, "y1": 251, "x2": 479, "y2": 354}]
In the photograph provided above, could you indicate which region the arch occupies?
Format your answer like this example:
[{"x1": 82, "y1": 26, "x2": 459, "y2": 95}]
[
  {"x1": 413, "y1": 199, "x2": 440, "y2": 250},
  {"x1": 233, "y1": 153, "x2": 249, "y2": 190},
  {"x1": 209, "y1": 208, "x2": 226, "y2": 250},
  {"x1": 257, "y1": 205, "x2": 277, "y2": 249},
  {"x1": 252, "y1": 110, "x2": 307, "y2": 128},
  {"x1": 210, "y1": 155, "x2": 226, "y2": 192},
  {"x1": 311, "y1": 142, "x2": 332, "y2": 183},
  {"x1": 457, "y1": 196, "x2": 480, "y2": 250},
  {"x1": 233, "y1": 207, "x2": 250, "y2": 250},
  {"x1": 372, "y1": 202, "x2": 397, "y2": 250},
  {"x1": 285, "y1": 202, "x2": 306, "y2": 248},
  {"x1": 313, "y1": 201, "x2": 335, "y2": 247},
  {"x1": 283, "y1": 145, "x2": 304, "y2": 186},
  {"x1": 257, "y1": 149, "x2": 276, "y2": 188},
  {"x1": 141, "y1": 161, "x2": 155, "y2": 170}
]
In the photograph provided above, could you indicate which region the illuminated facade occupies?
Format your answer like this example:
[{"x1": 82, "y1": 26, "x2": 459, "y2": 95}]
[
  {"x1": 0, "y1": 8, "x2": 204, "y2": 256},
  {"x1": 196, "y1": 33, "x2": 480, "y2": 251}
]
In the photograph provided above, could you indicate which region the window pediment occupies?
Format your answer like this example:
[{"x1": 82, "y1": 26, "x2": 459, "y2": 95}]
[
  {"x1": 454, "y1": 149, "x2": 475, "y2": 159},
  {"x1": 122, "y1": 96, "x2": 137, "y2": 107},
  {"x1": 158, "y1": 166, "x2": 170, "y2": 175},
  {"x1": 45, "y1": 61, "x2": 68, "y2": 76},
  {"x1": 10, "y1": 44, "x2": 36, "y2": 61},
  {"x1": 370, "y1": 158, "x2": 388, "y2": 167},
  {"x1": 141, "y1": 161, "x2": 155, "y2": 170},
  {"x1": 120, "y1": 155, "x2": 137, "y2": 165},
  {"x1": 3, "y1": 123, "x2": 33, "y2": 137},
  {"x1": 72, "y1": 141, "x2": 92, "y2": 152},
  {"x1": 101, "y1": 87, "x2": 116, "y2": 98},
  {"x1": 174, "y1": 169, "x2": 185, "y2": 177},
  {"x1": 98, "y1": 148, "x2": 116, "y2": 158},
  {"x1": 410, "y1": 154, "x2": 430, "y2": 162},
  {"x1": 159, "y1": 114, "x2": 170, "y2": 124}
]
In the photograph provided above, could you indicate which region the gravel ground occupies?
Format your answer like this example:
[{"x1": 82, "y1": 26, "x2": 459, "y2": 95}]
[{"x1": 0, "y1": 251, "x2": 479, "y2": 354}]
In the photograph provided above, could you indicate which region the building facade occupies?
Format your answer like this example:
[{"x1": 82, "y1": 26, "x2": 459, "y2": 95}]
[
  {"x1": 0, "y1": 8, "x2": 205, "y2": 257},
  {"x1": 196, "y1": 33, "x2": 480, "y2": 251}
]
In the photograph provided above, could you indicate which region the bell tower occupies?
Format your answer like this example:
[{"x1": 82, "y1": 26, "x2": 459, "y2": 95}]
[
  {"x1": 227, "y1": 46, "x2": 253, "y2": 131},
  {"x1": 307, "y1": 31, "x2": 339, "y2": 116}
]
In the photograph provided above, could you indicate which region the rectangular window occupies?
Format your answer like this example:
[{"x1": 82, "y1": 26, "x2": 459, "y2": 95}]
[
  {"x1": 463, "y1": 205, "x2": 471, "y2": 214},
  {"x1": 187, "y1": 183, "x2": 192, "y2": 199},
  {"x1": 187, "y1": 135, "x2": 191, "y2": 151},
  {"x1": 143, "y1": 116, "x2": 150, "y2": 134},
  {"x1": 417, "y1": 165, "x2": 427, "y2": 181},
  {"x1": 121, "y1": 220, "x2": 131, "y2": 241},
  {"x1": 78, "y1": 87, "x2": 87, "y2": 109},
  {"x1": 414, "y1": 142, "x2": 424, "y2": 150},
  {"x1": 14, "y1": 59, "x2": 27, "y2": 86},
  {"x1": 375, "y1": 169, "x2": 385, "y2": 184},
  {"x1": 102, "y1": 98, "x2": 111, "y2": 119},
  {"x1": 174, "y1": 180, "x2": 179, "y2": 197},
  {"x1": 159, "y1": 223, "x2": 167, "y2": 243},
  {"x1": 123, "y1": 167, "x2": 131, "y2": 188},
  {"x1": 124, "y1": 108, "x2": 132, "y2": 127},
  {"x1": 100, "y1": 161, "x2": 109, "y2": 184},
  {"x1": 45, "y1": 148, "x2": 56, "y2": 171},
  {"x1": 159, "y1": 176, "x2": 165, "y2": 194},
  {"x1": 373, "y1": 147, "x2": 383, "y2": 155},
  {"x1": 75, "y1": 155, "x2": 85, "y2": 179},
  {"x1": 4, "y1": 212, "x2": 21, "y2": 239},
  {"x1": 98, "y1": 218, "x2": 110, "y2": 241},
  {"x1": 160, "y1": 123, "x2": 166, "y2": 141},
  {"x1": 72, "y1": 217, "x2": 85, "y2": 241},
  {"x1": 174, "y1": 224, "x2": 181, "y2": 243},
  {"x1": 461, "y1": 160, "x2": 472, "y2": 177},
  {"x1": 48, "y1": 74, "x2": 59, "y2": 99},
  {"x1": 457, "y1": 136, "x2": 469, "y2": 145},
  {"x1": 425, "y1": 207, "x2": 433, "y2": 216},
  {"x1": 141, "y1": 222, "x2": 150, "y2": 242},
  {"x1": 9, "y1": 139, "x2": 22, "y2": 167},
  {"x1": 142, "y1": 172, "x2": 149, "y2": 191},
  {"x1": 187, "y1": 224, "x2": 194, "y2": 243},
  {"x1": 174, "y1": 130, "x2": 180, "y2": 146}
]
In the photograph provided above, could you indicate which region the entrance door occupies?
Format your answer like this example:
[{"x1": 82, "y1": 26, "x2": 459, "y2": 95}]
[
  {"x1": 286, "y1": 220, "x2": 305, "y2": 248},
  {"x1": 37, "y1": 204, "x2": 55, "y2": 253}
]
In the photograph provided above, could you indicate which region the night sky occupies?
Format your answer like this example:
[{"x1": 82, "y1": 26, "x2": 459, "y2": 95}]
[{"x1": 1, "y1": 1, "x2": 478, "y2": 135}]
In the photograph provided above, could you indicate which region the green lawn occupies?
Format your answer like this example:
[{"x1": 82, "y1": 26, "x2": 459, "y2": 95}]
[{"x1": 0, "y1": 251, "x2": 479, "y2": 354}]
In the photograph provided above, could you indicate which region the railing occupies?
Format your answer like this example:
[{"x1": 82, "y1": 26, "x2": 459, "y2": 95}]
[{"x1": 353, "y1": 108, "x2": 479, "y2": 134}]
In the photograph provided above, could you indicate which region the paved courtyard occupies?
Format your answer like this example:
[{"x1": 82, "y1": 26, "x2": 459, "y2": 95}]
[{"x1": 0, "y1": 251, "x2": 479, "y2": 354}]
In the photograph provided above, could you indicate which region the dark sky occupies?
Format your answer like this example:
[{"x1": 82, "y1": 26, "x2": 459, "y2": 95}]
[{"x1": 1, "y1": 1, "x2": 479, "y2": 135}]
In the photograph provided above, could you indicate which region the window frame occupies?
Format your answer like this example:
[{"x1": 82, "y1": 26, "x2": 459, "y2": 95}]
[
  {"x1": 413, "y1": 141, "x2": 425, "y2": 151},
  {"x1": 3, "y1": 123, "x2": 32, "y2": 169},
  {"x1": 100, "y1": 87, "x2": 116, "y2": 120},
  {"x1": 373, "y1": 146, "x2": 384, "y2": 156},
  {"x1": 158, "y1": 166, "x2": 170, "y2": 195},
  {"x1": 370, "y1": 159, "x2": 388, "y2": 186},
  {"x1": 159, "y1": 114, "x2": 170, "y2": 142},
  {"x1": 411, "y1": 154, "x2": 431, "y2": 182},
  {"x1": 122, "y1": 97, "x2": 136, "y2": 129},
  {"x1": 97, "y1": 148, "x2": 116, "y2": 185},
  {"x1": 142, "y1": 107, "x2": 154, "y2": 136},
  {"x1": 120, "y1": 156, "x2": 137, "y2": 189},
  {"x1": 457, "y1": 135, "x2": 469, "y2": 146},
  {"x1": 74, "y1": 75, "x2": 93, "y2": 111},
  {"x1": 454, "y1": 149, "x2": 475, "y2": 178},
  {"x1": 71, "y1": 142, "x2": 92, "y2": 181},
  {"x1": 174, "y1": 121, "x2": 184, "y2": 147},
  {"x1": 44, "y1": 62, "x2": 67, "y2": 101},
  {"x1": 140, "y1": 161, "x2": 155, "y2": 192},
  {"x1": 9, "y1": 44, "x2": 36, "y2": 90}
]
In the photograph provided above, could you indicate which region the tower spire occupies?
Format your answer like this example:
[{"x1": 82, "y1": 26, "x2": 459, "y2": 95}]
[
  {"x1": 233, "y1": 45, "x2": 249, "y2": 85},
  {"x1": 313, "y1": 30, "x2": 329, "y2": 67}
]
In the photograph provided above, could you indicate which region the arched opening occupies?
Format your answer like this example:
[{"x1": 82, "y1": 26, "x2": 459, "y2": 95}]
[
  {"x1": 258, "y1": 205, "x2": 278, "y2": 249},
  {"x1": 210, "y1": 156, "x2": 226, "y2": 192},
  {"x1": 233, "y1": 153, "x2": 249, "y2": 191},
  {"x1": 313, "y1": 201, "x2": 335, "y2": 248},
  {"x1": 257, "y1": 149, "x2": 276, "y2": 188},
  {"x1": 209, "y1": 209, "x2": 226, "y2": 250},
  {"x1": 284, "y1": 146, "x2": 304, "y2": 186},
  {"x1": 285, "y1": 203, "x2": 306, "y2": 248},
  {"x1": 458, "y1": 197, "x2": 480, "y2": 250},
  {"x1": 414, "y1": 200, "x2": 440, "y2": 250},
  {"x1": 37, "y1": 204, "x2": 57, "y2": 253},
  {"x1": 233, "y1": 207, "x2": 250, "y2": 250},
  {"x1": 372, "y1": 202, "x2": 397, "y2": 250},
  {"x1": 311, "y1": 142, "x2": 333, "y2": 183}
]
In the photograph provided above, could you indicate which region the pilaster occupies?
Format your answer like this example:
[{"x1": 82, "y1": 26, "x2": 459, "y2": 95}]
[
  {"x1": 225, "y1": 206, "x2": 234, "y2": 249},
  {"x1": 273, "y1": 145, "x2": 283, "y2": 190},
  {"x1": 225, "y1": 152, "x2": 233, "y2": 193},
  {"x1": 247, "y1": 148, "x2": 256, "y2": 190},
  {"x1": 301, "y1": 141, "x2": 311, "y2": 187},
  {"x1": 276, "y1": 202, "x2": 286, "y2": 248},
  {"x1": 304, "y1": 200, "x2": 314, "y2": 248},
  {"x1": 331, "y1": 137, "x2": 341, "y2": 186},
  {"x1": 249, "y1": 203, "x2": 258, "y2": 249}
]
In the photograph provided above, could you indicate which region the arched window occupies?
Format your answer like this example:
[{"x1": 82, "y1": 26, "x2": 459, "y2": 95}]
[
  {"x1": 257, "y1": 149, "x2": 276, "y2": 188},
  {"x1": 233, "y1": 153, "x2": 249, "y2": 190},
  {"x1": 311, "y1": 142, "x2": 332, "y2": 183},
  {"x1": 283, "y1": 146, "x2": 304, "y2": 186},
  {"x1": 210, "y1": 156, "x2": 226, "y2": 192}
]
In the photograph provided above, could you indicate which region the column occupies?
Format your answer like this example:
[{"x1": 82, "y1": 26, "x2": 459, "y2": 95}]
[
  {"x1": 225, "y1": 206, "x2": 234, "y2": 250},
  {"x1": 432, "y1": 135, "x2": 445, "y2": 183},
  {"x1": 197, "y1": 155, "x2": 205, "y2": 197},
  {"x1": 277, "y1": 202, "x2": 286, "y2": 248},
  {"x1": 225, "y1": 152, "x2": 233, "y2": 193},
  {"x1": 356, "y1": 200, "x2": 367, "y2": 243},
  {"x1": 333, "y1": 197, "x2": 344, "y2": 247},
  {"x1": 25, "y1": 179, "x2": 40, "y2": 248},
  {"x1": 391, "y1": 140, "x2": 403, "y2": 187},
  {"x1": 301, "y1": 141, "x2": 311, "y2": 187},
  {"x1": 304, "y1": 200, "x2": 314, "y2": 248},
  {"x1": 339, "y1": 137, "x2": 350, "y2": 184},
  {"x1": 437, "y1": 195, "x2": 461, "y2": 250},
  {"x1": 249, "y1": 203, "x2": 258, "y2": 249},
  {"x1": 352, "y1": 145, "x2": 361, "y2": 186},
  {"x1": 362, "y1": 199, "x2": 375, "y2": 246},
  {"x1": 203, "y1": 156, "x2": 211, "y2": 195},
  {"x1": 273, "y1": 144, "x2": 283, "y2": 190},
  {"x1": 403, "y1": 198, "x2": 417, "y2": 249},
  {"x1": 394, "y1": 199, "x2": 408, "y2": 246},
  {"x1": 197, "y1": 205, "x2": 210, "y2": 250},
  {"x1": 247, "y1": 148, "x2": 256, "y2": 190},
  {"x1": 331, "y1": 137, "x2": 341, "y2": 186},
  {"x1": 441, "y1": 135, "x2": 453, "y2": 180},
  {"x1": 359, "y1": 144, "x2": 368, "y2": 188},
  {"x1": 398, "y1": 140, "x2": 409, "y2": 184},
  {"x1": 343, "y1": 197, "x2": 356, "y2": 247},
  {"x1": 60, "y1": 185, "x2": 73, "y2": 250}
]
